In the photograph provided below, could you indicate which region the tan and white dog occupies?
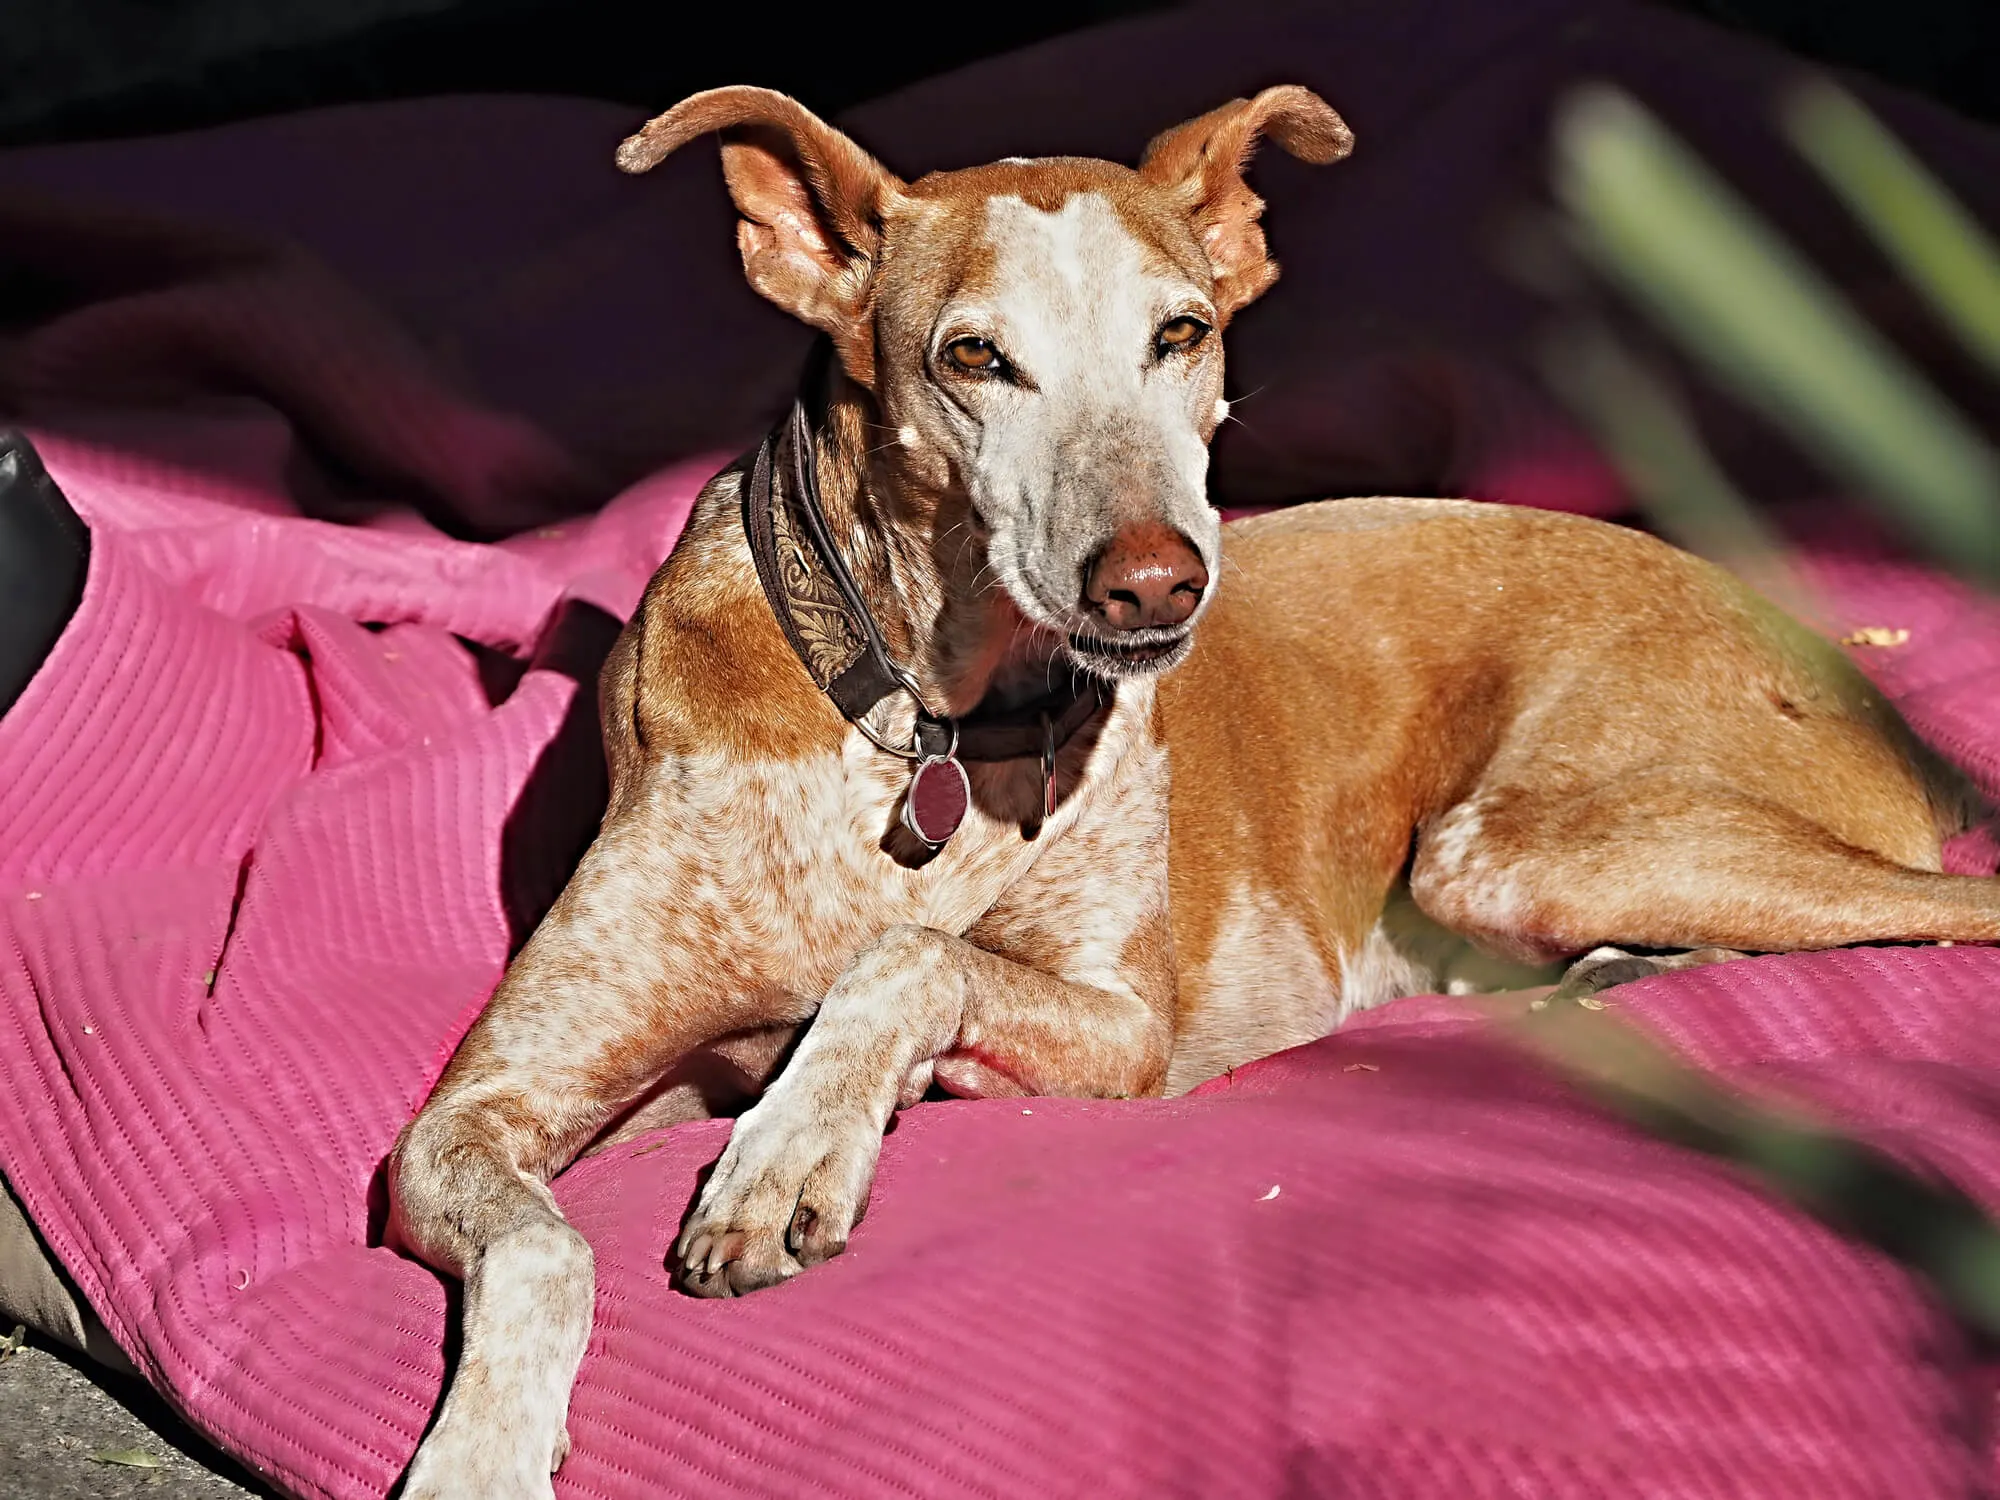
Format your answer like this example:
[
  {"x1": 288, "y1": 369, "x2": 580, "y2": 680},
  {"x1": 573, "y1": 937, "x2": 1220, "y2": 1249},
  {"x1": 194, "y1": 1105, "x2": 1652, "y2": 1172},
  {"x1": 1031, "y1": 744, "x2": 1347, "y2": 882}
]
[{"x1": 388, "y1": 84, "x2": 1995, "y2": 1497}]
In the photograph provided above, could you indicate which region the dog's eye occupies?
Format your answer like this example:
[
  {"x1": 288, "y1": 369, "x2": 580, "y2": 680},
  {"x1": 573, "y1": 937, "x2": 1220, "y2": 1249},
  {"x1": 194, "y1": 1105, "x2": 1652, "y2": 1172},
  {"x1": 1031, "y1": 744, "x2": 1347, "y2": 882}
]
[
  {"x1": 945, "y1": 337, "x2": 1003, "y2": 372},
  {"x1": 1157, "y1": 317, "x2": 1209, "y2": 355}
]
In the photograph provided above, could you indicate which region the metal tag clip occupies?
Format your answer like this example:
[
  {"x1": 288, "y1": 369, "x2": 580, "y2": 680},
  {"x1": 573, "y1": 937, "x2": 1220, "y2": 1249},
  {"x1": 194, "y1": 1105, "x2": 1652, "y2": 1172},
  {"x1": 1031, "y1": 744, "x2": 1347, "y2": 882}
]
[{"x1": 1040, "y1": 709, "x2": 1058, "y2": 821}]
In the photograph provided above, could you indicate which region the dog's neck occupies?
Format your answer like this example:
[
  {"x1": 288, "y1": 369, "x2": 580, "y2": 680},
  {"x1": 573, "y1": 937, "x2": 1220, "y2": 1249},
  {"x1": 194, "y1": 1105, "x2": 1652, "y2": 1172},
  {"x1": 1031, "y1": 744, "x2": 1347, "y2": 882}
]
[{"x1": 796, "y1": 370, "x2": 1066, "y2": 722}]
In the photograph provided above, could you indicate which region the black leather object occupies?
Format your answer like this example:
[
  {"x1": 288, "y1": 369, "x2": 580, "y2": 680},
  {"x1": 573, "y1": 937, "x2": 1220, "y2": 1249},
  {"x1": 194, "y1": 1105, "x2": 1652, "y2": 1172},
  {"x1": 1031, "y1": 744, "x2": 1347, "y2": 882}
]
[{"x1": 0, "y1": 431, "x2": 90, "y2": 718}]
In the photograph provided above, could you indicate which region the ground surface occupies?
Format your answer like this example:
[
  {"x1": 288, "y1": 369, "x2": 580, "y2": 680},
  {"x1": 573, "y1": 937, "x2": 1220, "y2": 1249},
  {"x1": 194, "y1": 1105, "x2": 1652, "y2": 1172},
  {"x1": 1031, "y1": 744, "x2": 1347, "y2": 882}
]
[{"x1": 0, "y1": 1336, "x2": 264, "y2": 1499}]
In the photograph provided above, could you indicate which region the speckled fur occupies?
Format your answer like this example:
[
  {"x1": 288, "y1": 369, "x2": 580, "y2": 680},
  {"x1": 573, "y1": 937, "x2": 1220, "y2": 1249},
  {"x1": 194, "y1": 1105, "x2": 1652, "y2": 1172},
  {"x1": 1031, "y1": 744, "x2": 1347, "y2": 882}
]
[{"x1": 388, "y1": 86, "x2": 1997, "y2": 1500}]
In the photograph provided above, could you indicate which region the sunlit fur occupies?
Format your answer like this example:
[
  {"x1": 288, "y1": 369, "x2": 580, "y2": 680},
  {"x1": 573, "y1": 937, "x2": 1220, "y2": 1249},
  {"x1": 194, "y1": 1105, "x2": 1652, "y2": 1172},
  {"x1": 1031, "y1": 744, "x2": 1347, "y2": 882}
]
[{"x1": 388, "y1": 86, "x2": 1996, "y2": 1500}]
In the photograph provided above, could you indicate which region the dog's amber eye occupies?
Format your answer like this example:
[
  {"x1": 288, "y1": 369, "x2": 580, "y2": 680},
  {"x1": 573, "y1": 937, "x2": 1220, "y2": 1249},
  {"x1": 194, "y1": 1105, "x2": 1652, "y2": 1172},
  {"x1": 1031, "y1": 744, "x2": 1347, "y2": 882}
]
[
  {"x1": 946, "y1": 337, "x2": 1001, "y2": 371},
  {"x1": 1157, "y1": 317, "x2": 1209, "y2": 354}
]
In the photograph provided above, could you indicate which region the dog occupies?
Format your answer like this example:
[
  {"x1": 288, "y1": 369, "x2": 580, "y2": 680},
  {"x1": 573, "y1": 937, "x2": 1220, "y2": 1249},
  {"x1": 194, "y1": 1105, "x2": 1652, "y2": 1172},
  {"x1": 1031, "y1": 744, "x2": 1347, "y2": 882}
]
[{"x1": 387, "y1": 83, "x2": 1995, "y2": 1497}]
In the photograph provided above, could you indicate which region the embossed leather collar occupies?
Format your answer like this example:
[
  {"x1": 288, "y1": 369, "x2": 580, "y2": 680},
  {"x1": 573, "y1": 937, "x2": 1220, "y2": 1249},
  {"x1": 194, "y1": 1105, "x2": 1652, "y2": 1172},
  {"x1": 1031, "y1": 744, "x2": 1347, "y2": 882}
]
[{"x1": 740, "y1": 343, "x2": 1109, "y2": 769}]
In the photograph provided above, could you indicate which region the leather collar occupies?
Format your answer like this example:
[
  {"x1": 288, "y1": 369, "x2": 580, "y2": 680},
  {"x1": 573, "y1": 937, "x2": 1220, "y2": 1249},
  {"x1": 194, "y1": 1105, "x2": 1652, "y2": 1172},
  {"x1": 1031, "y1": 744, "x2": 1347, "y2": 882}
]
[{"x1": 740, "y1": 343, "x2": 1109, "y2": 766}]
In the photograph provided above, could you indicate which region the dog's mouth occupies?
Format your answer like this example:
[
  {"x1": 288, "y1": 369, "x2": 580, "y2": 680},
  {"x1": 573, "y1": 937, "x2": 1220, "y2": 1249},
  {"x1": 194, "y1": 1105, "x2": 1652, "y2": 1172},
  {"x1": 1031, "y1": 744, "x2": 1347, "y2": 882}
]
[{"x1": 1064, "y1": 628, "x2": 1194, "y2": 679}]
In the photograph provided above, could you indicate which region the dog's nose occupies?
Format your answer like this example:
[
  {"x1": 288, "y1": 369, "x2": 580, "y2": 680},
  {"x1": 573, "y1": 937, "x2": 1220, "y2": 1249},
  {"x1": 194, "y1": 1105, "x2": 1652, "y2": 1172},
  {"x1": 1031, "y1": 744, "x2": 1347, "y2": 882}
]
[{"x1": 1083, "y1": 523, "x2": 1208, "y2": 631}]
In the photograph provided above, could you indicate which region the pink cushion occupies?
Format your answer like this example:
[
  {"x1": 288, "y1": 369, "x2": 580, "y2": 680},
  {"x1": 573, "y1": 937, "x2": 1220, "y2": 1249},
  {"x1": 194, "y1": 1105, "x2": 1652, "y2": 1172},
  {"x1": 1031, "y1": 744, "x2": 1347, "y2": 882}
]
[
  {"x1": 6, "y1": 415, "x2": 2000, "y2": 1500},
  {"x1": 5, "y1": 497, "x2": 2000, "y2": 1500}
]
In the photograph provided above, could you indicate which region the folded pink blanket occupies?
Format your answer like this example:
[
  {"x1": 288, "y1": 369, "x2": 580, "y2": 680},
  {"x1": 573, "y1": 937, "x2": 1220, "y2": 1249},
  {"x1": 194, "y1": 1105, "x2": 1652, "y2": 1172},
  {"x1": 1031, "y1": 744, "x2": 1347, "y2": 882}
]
[
  {"x1": 6, "y1": 493, "x2": 2000, "y2": 1499},
  {"x1": 4, "y1": 1, "x2": 2000, "y2": 1496}
]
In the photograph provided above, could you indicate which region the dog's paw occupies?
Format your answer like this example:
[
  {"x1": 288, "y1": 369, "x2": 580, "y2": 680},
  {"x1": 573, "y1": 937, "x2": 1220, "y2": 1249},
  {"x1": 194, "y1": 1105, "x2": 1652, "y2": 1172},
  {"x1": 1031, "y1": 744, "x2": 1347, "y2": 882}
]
[
  {"x1": 1549, "y1": 946, "x2": 1663, "y2": 1002},
  {"x1": 673, "y1": 1092, "x2": 882, "y2": 1297},
  {"x1": 1548, "y1": 945, "x2": 1748, "y2": 1005},
  {"x1": 400, "y1": 1415, "x2": 565, "y2": 1500}
]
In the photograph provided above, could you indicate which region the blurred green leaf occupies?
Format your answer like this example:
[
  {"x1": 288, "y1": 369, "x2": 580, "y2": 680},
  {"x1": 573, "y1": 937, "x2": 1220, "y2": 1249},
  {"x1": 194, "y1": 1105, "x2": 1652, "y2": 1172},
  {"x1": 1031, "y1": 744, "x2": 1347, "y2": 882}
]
[
  {"x1": 1784, "y1": 80, "x2": 2000, "y2": 381},
  {"x1": 1520, "y1": 1000, "x2": 2000, "y2": 1343},
  {"x1": 1553, "y1": 86, "x2": 2000, "y2": 585},
  {"x1": 1539, "y1": 322, "x2": 1817, "y2": 621},
  {"x1": 1532, "y1": 85, "x2": 2000, "y2": 1344}
]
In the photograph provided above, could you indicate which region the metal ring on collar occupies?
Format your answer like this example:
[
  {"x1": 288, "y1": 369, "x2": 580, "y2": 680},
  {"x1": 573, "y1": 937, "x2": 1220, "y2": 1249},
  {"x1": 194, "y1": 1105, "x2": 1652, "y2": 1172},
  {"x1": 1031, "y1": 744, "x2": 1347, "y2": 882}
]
[{"x1": 853, "y1": 666, "x2": 951, "y2": 760}]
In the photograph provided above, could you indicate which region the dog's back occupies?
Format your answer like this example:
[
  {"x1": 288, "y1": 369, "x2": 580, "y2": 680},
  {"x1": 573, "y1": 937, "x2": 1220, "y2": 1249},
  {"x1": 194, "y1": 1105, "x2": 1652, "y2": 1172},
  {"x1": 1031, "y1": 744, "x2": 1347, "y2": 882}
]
[{"x1": 1156, "y1": 498, "x2": 1966, "y2": 1084}]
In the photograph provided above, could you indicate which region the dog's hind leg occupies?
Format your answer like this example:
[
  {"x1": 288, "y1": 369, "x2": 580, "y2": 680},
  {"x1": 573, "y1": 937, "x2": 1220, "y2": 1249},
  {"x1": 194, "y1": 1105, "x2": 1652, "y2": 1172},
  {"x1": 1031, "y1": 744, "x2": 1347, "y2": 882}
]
[{"x1": 1411, "y1": 771, "x2": 2000, "y2": 967}]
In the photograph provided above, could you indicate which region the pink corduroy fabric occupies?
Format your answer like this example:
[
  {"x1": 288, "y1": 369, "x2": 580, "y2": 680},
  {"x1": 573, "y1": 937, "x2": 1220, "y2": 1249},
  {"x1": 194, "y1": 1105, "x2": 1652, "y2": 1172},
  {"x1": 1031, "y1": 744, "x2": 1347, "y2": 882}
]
[
  {"x1": 6, "y1": 437, "x2": 2000, "y2": 1500},
  {"x1": 6, "y1": 2, "x2": 2000, "y2": 1496}
]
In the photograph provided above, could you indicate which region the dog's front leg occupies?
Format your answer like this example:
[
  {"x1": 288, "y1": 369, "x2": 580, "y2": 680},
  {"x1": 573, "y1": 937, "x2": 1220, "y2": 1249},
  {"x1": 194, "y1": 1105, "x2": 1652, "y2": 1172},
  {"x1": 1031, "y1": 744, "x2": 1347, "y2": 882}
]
[
  {"x1": 676, "y1": 912, "x2": 1175, "y2": 1296},
  {"x1": 389, "y1": 802, "x2": 779, "y2": 1499}
]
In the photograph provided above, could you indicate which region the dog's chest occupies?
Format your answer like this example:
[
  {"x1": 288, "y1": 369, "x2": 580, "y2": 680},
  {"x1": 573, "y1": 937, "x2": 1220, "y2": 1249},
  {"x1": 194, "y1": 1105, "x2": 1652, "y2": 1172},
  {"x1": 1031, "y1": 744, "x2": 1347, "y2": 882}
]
[
  {"x1": 652, "y1": 739, "x2": 1046, "y2": 997},
  {"x1": 644, "y1": 687, "x2": 1166, "y2": 1011}
]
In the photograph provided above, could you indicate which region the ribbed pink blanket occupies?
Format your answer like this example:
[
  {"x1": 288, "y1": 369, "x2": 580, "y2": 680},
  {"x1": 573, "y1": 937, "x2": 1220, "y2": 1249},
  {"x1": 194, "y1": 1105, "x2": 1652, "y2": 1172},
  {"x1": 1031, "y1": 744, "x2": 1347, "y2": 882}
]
[{"x1": 4, "y1": 1, "x2": 2000, "y2": 1495}]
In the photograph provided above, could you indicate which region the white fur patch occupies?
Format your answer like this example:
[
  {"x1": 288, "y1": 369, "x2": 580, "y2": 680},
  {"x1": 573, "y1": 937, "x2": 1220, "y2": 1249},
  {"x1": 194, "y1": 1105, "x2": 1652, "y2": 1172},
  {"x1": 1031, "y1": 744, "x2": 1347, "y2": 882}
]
[
  {"x1": 1166, "y1": 883, "x2": 1337, "y2": 1092},
  {"x1": 1421, "y1": 795, "x2": 1529, "y2": 927},
  {"x1": 1168, "y1": 892, "x2": 1449, "y2": 1091},
  {"x1": 962, "y1": 193, "x2": 1220, "y2": 631},
  {"x1": 1425, "y1": 799, "x2": 1484, "y2": 878},
  {"x1": 1419, "y1": 800, "x2": 1531, "y2": 935},
  {"x1": 1336, "y1": 922, "x2": 1435, "y2": 1018}
]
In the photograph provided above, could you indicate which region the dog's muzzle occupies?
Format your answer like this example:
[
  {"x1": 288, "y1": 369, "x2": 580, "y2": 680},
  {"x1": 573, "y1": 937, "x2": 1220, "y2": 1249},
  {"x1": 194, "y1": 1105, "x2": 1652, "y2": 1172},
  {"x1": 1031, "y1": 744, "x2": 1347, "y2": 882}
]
[{"x1": 1065, "y1": 625, "x2": 1194, "y2": 679}]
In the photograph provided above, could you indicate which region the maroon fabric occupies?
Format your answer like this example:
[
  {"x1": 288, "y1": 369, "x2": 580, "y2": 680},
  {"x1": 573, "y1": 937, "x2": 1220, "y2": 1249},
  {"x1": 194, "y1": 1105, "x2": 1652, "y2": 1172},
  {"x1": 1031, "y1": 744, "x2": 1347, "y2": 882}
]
[{"x1": 4, "y1": 0, "x2": 1995, "y2": 527}]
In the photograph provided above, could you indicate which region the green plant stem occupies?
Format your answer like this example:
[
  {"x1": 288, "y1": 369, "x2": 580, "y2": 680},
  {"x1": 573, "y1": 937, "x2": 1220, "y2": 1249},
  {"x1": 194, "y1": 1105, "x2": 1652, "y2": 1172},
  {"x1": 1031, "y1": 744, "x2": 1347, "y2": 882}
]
[
  {"x1": 1784, "y1": 80, "x2": 2000, "y2": 382},
  {"x1": 1553, "y1": 86, "x2": 2000, "y2": 586}
]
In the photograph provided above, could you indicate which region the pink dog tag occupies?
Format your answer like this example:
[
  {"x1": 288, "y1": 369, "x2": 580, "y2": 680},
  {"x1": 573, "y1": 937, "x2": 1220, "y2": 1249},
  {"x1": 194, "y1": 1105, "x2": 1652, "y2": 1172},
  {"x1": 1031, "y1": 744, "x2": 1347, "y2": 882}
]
[{"x1": 904, "y1": 755, "x2": 970, "y2": 846}]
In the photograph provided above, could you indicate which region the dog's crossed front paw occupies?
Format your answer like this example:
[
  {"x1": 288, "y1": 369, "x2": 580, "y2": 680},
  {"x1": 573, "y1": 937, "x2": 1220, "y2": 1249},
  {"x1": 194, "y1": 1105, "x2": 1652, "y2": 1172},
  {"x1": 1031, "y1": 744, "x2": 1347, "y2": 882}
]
[{"x1": 674, "y1": 1093, "x2": 882, "y2": 1297}]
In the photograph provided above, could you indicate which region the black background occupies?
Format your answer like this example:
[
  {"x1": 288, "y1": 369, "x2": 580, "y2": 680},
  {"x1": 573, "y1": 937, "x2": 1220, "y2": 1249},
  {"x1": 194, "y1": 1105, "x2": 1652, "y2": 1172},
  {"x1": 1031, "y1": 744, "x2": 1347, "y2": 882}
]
[{"x1": 1, "y1": 0, "x2": 1993, "y2": 153}]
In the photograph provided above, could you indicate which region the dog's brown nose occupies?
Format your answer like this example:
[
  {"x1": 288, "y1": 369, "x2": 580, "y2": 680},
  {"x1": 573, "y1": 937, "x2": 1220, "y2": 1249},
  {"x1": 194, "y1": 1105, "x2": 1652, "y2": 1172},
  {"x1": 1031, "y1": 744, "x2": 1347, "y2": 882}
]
[{"x1": 1083, "y1": 523, "x2": 1208, "y2": 631}]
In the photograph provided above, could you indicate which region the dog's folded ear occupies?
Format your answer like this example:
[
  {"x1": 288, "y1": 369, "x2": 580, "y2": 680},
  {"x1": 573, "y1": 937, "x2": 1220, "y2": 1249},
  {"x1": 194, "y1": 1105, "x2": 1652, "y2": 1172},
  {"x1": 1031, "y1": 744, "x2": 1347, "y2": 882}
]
[
  {"x1": 617, "y1": 87, "x2": 903, "y2": 385},
  {"x1": 1139, "y1": 85, "x2": 1353, "y2": 321}
]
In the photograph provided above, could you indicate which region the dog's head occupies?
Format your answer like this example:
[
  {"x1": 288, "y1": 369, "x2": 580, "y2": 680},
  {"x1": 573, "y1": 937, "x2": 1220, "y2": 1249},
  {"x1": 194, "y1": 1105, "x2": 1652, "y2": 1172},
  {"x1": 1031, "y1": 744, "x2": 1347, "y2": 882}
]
[{"x1": 618, "y1": 86, "x2": 1351, "y2": 682}]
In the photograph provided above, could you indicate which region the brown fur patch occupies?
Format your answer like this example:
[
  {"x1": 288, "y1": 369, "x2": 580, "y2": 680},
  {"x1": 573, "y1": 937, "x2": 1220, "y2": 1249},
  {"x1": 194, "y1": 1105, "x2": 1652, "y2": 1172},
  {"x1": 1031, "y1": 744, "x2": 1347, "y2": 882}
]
[
  {"x1": 895, "y1": 157, "x2": 1216, "y2": 306},
  {"x1": 629, "y1": 476, "x2": 851, "y2": 764}
]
